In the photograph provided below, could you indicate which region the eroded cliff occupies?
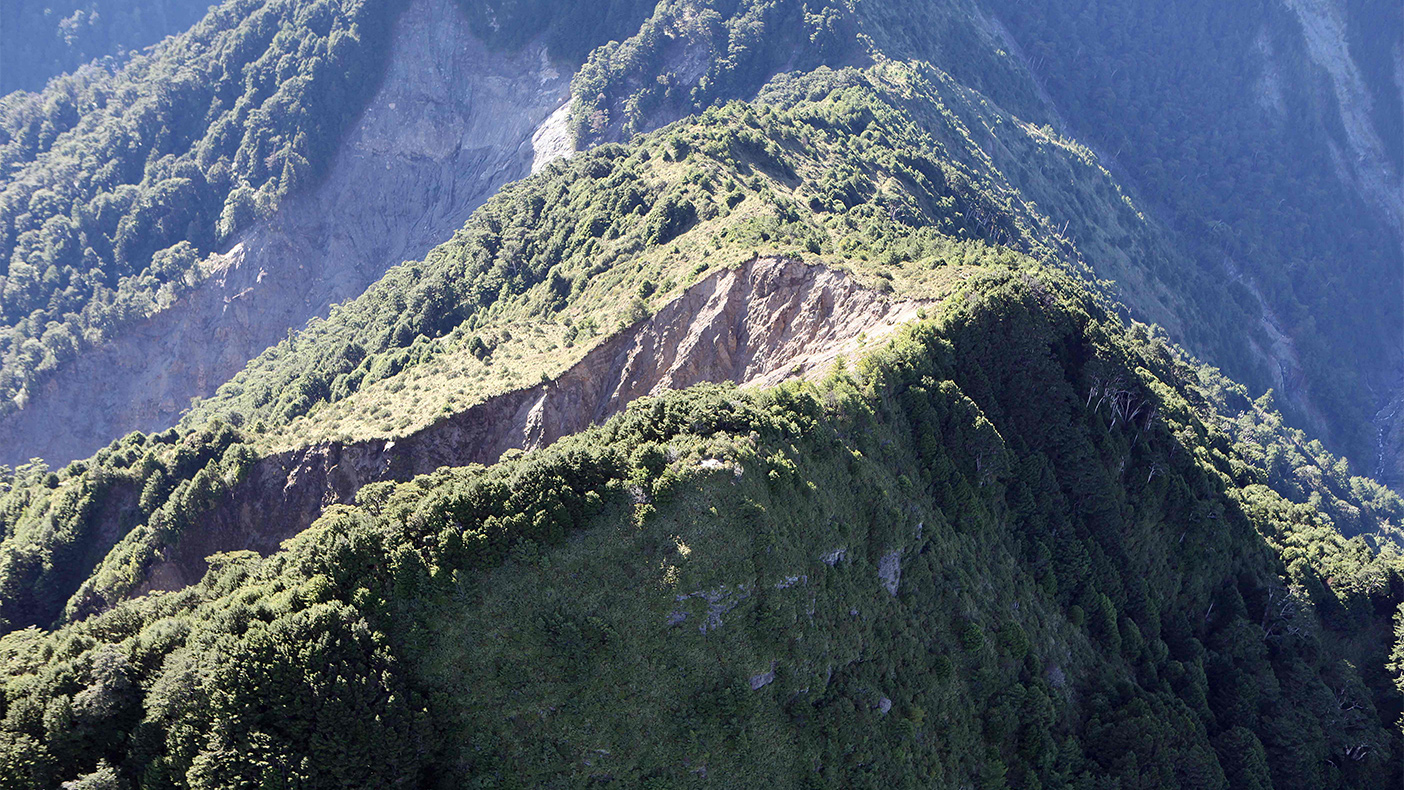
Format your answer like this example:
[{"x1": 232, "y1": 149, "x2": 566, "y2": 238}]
[
  {"x1": 0, "y1": 0, "x2": 574, "y2": 469},
  {"x1": 137, "y1": 257, "x2": 926, "y2": 591}
]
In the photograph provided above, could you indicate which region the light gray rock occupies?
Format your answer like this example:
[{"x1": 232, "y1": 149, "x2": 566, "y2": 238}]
[
  {"x1": 750, "y1": 662, "x2": 776, "y2": 690},
  {"x1": 0, "y1": 0, "x2": 571, "y2": 468},
  {"x1": 879, "y1": 549, "x2": 902, "y2": 596}
]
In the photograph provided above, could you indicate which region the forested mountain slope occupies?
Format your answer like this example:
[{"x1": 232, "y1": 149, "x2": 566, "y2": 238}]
[
  {"x1": 568, "y1": 0, "x2": 1404, "y2": 488},
  {"x1": 0, "y1": 0, "x2": 407, "y2": 457},
  {"x1": 2, "y1": 93, "x2": 1399, "y2": 641},
  {"x1": 1, "y1": 0, "x2": 1397, "y2": 503},
  {"x1": 0, "y1": 0, "x2": 1401, "y2": 786},
  {"x1": 0, "y1": 61, "x2": 1402, "y2": 786},
  {"x1": 0, "y1": 0, "x2": 661, "y2": 468},
  {"x1": 0, "y1": 0, "x2": 575, "y2": 467},
  {"x1": 3, "y1": 264, "x2": 1403, "y2": 788},
  {"x1": 0, "y1": 76, "x2": 1098, "y2": 635}
]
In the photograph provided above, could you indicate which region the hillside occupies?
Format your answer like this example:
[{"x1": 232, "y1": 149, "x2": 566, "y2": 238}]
[
  {"x1": 974, "y1": 0, "x2": 1404, "y2": 483},
  {"x1": 0, "y1": 0, "x2": 574, "y2": 466},
  {"x1": 0, "y1": 0, "x2": 661, "y2": 468},
  {"x1": 0, "y1": 0, "x2": 407, "y2": 451},
  {"x1": 1, "y1": 0, "x2": 1398, "y2": 494},
  {"x1": 562, "y1": 0, "x2": 1404, "y2": 485},
  {"x1": 1, "y1": 75, "x2": 1403, "y2": 785},
  {"x1": 0, "y1": 0, "x2": 1401, "y2": 787},
  {"x1": 3, "y1": 263, "x2": 1403, "y2": 788}
]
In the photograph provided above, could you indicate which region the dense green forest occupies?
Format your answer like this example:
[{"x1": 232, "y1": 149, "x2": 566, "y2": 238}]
[
  {"x1": 0, "y1": 0, "x2": 680, "y2": 431},
  {"x1": 2, "y1": 71, "x2": 1400, "y2": 646},
  {"x1": 0, "y1": 79, "x2": 1401, "y2": 785},
  {"x1": 0, "y1": 70, "x2": 1086, "y2": 637},
  {"x1": 568, "y1": 0, "x2": 1404, "y2": 478},
  {"x1": 167, "y1": 61, "x2": 1283, "y2": 498},
  {"x1": 0, "y1": 0, "x2": 1400, "y2": 786},
  {"x1": 181, "y1": 69, "x2": 1071, "y2": 438},
  {"x1": 0, "y1": 0, "x2": 214, "y2": 95},
  {"x1": 2, "y1": 265, "x2": 1402, "y2": 787},
  {"x1": 566, "y1": 0, "x2": 1046, "y2": 147}
]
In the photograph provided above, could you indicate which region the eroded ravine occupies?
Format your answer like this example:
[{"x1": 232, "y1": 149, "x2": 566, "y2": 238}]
[
  {"x1": 0, "y1": 0, "x2": 574, "y2": 469},
  {"x1": 136, "y1": 257, "x2": 928, "y2": 592}
]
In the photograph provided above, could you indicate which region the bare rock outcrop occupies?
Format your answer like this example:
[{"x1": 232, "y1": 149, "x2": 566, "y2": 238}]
[
  {"x1": 1281, "y1": 0, "x2": 1403, "y2": 232},
  {"x1": 0, "y1": 0, "x2": 572, "y2": 469},
  {"x1": 141, "y1": 257, "x2": 928, "y2": 590}
]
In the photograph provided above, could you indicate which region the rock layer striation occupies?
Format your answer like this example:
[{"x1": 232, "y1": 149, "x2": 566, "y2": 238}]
[{"x1": 138, "y1": 257, "x2": 927, "y2": 591}]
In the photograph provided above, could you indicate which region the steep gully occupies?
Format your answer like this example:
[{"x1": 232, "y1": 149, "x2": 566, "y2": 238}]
[
  {"x1": 0, "y1": 0, "x2": 574, "y2": 469},
  {"x1": 988, "y1": 2, "x2": 1404, "y2": 487},
  {"x1": 136, "y1": 257, "x2": 928, "y2": 592},
  {"x1": 1278, "y1": 0, "x2": 1404, "y2": 486}
]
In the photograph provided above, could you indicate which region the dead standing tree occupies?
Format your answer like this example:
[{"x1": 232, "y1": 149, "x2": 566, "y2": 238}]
[
  {"x1": 1086, "y1": 375, "x2": 1159, "y2": 440},
  {"x1": 1259, "y1": 582, "x2": 1309, "y2": 643}
]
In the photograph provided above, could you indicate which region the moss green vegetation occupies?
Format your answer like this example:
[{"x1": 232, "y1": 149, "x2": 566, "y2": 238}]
[
  {"x1": 171, "y1": 70, "x2": 1060, "y2": 446},
  {"x1": 0, "y1": 420, "x2": 253, "y2": 633},
  {"x1": 2, "y1": 268, "x2": 1401, "y2": 788},
  {"x1": 178, "y1": 62, "x2": 1151, "y2": 447},
  {"x1": 571, "y1": 0, "x2": 1404, "y2": 479},
  {"x1": 167, "y1": 58, "x2": 1349, "y2": 505},
  {"x1": 4, "y1": 62, "x2": 1059, "y2": 642},
  {"x1": 0, "y1": 68, "x2": 1028, "y2": 639},
  {"x1": 0, "y1": 0, "x2": 666, "y2": 422},
  {"x1": 3, "y1": 0, "x2": 1394, "y2": 487},
  {"x1": 567, "y1": 0, "x2": 1046, "y2": 147}
]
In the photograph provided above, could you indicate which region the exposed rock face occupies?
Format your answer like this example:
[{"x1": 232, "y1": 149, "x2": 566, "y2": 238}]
[
  {"x1": 1281, "y1": 0, "x2": 1403, "y2": 232},
  {"x1": 1278, "y1": 0, "x2": 1404, "y2": 490},
  {"x1": 531, "y1": 101, "x2": 575, "y2": 172},
  {"x1": 878, "y1": 550, "x2": 902, "y2": 596},
  {"x1": 992, "y1": 0, "x2": 1403, "y2": 490},
  {"x1": 0, "y1": 0, "x2": 572, "y2": 469},
  {"x1": 140, "y1": 257, "x2": 928, "y2": 591},
  {"x1": 1274, "y1": 0, "x2": 1404, "y2": 488},
  {"x1": 749, "y1": 663, "x2": 777, "y2": 690}
]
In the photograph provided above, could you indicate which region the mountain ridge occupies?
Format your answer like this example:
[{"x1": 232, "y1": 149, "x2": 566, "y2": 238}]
[
  {"x1": 0, "y1": 0, "x2": 1401, "y2": 787},
  {"x1": 4, "y1": 262, "x2": 1401, "y2": 787},
  {"x1": 2, "y1": 0, "x2": 1398, "y2": 490}
]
